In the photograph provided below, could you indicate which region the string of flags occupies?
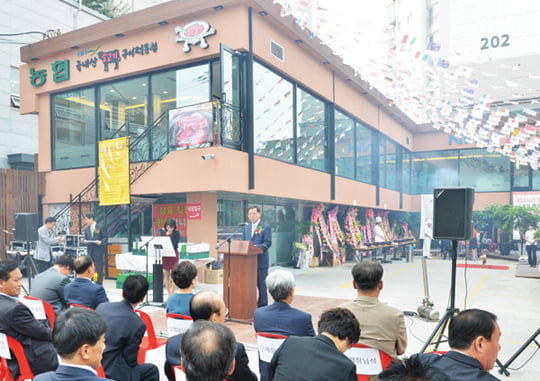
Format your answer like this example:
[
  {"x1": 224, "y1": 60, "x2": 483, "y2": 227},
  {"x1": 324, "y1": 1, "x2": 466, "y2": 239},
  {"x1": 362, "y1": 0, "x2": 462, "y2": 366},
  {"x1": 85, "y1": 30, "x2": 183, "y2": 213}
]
[{"x1": 273, "y1": 0, "x2": 540, "y2": 169}]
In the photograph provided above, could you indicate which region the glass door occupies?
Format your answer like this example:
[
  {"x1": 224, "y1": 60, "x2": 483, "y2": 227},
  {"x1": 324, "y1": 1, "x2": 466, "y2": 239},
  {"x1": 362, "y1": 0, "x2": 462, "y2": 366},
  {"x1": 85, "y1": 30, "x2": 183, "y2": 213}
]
[{"x1": 218, "y1": 44, "x2": 243, "y2": 148}]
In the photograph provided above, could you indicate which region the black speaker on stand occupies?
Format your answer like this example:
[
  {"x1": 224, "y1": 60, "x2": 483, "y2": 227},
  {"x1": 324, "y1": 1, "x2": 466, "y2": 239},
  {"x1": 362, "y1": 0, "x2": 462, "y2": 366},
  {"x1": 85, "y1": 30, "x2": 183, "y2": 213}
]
[
  {"x1": 14, "y1": 213, "x2": 38, "y2": 242},
  {"x1": 433, "y1": 187, "x2": 474, "y2": 241},
  {"x1": 14, "y1": 213, "x2": 39, "y2": 292},
  {"x1": 421, "y1": 187, "x2": 474, "y2": 353}
]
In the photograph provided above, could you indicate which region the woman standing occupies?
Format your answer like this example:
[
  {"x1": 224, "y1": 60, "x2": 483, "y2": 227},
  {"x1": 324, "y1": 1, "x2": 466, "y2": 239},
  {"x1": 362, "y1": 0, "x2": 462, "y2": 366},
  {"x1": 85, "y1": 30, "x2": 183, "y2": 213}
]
[{"x1": 161, "y1": 218, "x2": 180, "y2": 297}]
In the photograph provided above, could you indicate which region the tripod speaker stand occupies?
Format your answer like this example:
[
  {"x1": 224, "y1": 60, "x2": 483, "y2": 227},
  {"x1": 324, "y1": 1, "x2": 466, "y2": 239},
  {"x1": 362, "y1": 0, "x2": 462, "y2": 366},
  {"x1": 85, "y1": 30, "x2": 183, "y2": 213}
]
[
  {"x1": 498, "y1": 327, "x2": 540, "y2": 376},
  {"x1": 420, "y1": 240, "x2": 459, "y2": 352}
]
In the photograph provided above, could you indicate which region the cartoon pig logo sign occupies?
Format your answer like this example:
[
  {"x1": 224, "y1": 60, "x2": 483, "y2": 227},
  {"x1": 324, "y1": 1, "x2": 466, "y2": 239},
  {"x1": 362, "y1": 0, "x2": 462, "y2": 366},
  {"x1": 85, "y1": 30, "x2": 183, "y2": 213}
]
[{"x1": 175, "y1": 21, "x2": 216, "y2": 53}]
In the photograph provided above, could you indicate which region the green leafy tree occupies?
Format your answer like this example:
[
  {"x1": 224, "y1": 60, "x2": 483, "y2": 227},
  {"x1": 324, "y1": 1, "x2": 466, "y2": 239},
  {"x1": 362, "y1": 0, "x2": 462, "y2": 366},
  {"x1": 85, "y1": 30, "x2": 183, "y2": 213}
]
[
  {"x1": 479, "y1": 204, "x2": 539, "y2": 256},
  {"x1": 83, "y1": 0, "x2": 130, "y2": 18}
]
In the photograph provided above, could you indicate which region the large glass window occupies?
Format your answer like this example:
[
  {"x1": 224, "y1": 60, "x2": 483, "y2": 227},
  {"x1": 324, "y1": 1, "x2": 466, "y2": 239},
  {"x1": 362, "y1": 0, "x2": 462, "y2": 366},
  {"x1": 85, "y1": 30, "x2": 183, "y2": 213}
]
[
  {"x1": 402, "y1": 150, "x2": 412, "y2": 194},
  {"x1": 512, "y1": 164, "x2": 530, "y2": 190},
  {"x1": 152, "y1": 64, "x2": 210, "y2": 115},
  {"x1": 151, "y1": 64, "x2": 210, "y2": 159},
  {"x1": 380, "y1": 137, "x2": 398, "y2": 191},
  {"x1": 52, "y1": 88, "x2": 96, "y2": 169},
  {"x1": 532, "y1": 168, "x2": 540, "y2": 190},
  {"x1": 413, "y1": 151, "x2": 459, "y2": 194},
  {"x1": 460, "y1": 149, "x2": 510, "y2": 192},
  {"x1": 253, "y1": 62, "x2": 294, "y2": 162},
  {"x1": 99, "y1": 77, "x2": 149, "y2": 141},
  {"x1": 356, "y1": 122, "x2": 373, "y2": 184},
  {"x1": 296, "y1": 88, "x2": 327, "y2": 171},
  {"x1": 335, "y1": 110, "x2": 355, "y2": 179}
]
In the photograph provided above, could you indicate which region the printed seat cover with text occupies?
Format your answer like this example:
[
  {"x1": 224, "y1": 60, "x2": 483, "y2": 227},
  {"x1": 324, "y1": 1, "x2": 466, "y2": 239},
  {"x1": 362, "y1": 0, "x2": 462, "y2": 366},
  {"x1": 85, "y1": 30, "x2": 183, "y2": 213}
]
[
  {"x1": 344, "y1": 343, "x2": 393, "y2": 381},
  {"x1": 21, "y1": 295, "x2": 57, "y2": 329},
  {"x1": 166, "y1": 313, "x2": 193, "y2": 337}
]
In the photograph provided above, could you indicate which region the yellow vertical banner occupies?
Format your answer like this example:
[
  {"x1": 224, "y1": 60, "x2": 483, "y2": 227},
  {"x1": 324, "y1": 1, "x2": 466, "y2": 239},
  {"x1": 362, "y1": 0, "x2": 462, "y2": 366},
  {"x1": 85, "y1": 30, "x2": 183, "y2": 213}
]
[{"x1": 99, "y1": 137, "x2": 130, "y2": 206}]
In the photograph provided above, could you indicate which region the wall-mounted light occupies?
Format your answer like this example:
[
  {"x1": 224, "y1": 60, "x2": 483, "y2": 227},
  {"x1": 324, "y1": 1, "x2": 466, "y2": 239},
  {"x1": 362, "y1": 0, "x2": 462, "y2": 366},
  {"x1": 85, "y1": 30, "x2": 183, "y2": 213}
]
[
  {"x1": 201, "y1": 154, "x2": 215, "y2": 160},
  {"x1": 259, "y1": 10, "x2": 268, "y2": 16},
  {"x1": 158, "y1": 21, "x2": 168, "y2": 26},
  {"x1": 115, "y1": 33, "x2": 125, "y2": 38},
  {"x1": 294, "y1": 39, "x2": 303, "y2": 44},
  {"x1": 214, "y1": 5, "x2": 224, "y2": 10}
]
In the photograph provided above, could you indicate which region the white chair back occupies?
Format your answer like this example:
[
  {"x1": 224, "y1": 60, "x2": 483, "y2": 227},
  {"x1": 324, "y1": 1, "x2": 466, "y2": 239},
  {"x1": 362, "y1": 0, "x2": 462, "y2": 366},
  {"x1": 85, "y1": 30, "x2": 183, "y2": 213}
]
[
  {"x1": 20, "y1": 297, "x2": 47, "y2": 320},
  {"x1": 0, "y1": 333, "x2": 10, "y2": 359},
  {"x1": 256, "y1": 334, "x2": 286, "y2": 363},
  {"x1": 344, "y1": 346, "x2": 383, "y2": 375},
  {"x1": 167, "y1": 317, "x2": 193, "y2": 336}
]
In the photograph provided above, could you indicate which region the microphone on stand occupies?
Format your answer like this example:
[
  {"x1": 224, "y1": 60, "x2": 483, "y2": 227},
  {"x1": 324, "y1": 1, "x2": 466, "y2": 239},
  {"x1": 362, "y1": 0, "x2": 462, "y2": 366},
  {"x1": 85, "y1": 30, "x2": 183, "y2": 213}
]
[{"x1": 216, "y1": 223, "x2": 248, "y2": 249}]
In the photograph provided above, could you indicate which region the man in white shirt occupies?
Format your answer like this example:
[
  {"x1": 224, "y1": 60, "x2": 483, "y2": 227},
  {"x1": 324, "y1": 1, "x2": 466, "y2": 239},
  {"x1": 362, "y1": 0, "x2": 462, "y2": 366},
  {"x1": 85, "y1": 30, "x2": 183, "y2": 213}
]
[
  {"x1": 525, "y1": 225, "x2": 537, "y2": 268},
  {"x1": 374, "y1": 216, "x2": 387, "y2": 260}
]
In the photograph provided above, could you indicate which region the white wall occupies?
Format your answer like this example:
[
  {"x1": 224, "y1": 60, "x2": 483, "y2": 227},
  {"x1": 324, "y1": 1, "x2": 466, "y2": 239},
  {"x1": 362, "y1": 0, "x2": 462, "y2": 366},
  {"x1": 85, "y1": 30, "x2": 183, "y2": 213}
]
[{"x1": 0, "y1": 0, "x2": 106, "y2": 168}]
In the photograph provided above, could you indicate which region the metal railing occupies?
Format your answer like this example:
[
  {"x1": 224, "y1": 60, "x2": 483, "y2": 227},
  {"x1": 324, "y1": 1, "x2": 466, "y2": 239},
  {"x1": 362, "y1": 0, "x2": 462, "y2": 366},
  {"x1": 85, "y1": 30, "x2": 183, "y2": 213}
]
[{"x1": 53, "y1": 99, "x2": 243, "y2": 235}]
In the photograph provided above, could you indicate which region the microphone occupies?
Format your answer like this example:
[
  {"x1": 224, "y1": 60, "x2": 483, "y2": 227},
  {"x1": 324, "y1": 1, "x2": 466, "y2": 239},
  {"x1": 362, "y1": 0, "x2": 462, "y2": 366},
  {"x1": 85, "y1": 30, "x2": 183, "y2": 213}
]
[{"x1": 238, "y1": 222, "x2": 248, "y2": 226}]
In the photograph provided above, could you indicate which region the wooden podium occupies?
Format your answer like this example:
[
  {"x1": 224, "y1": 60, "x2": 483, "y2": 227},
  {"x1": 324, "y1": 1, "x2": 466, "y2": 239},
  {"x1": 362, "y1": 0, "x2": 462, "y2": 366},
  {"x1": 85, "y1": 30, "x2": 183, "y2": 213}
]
[{"x1": 218, "y1": 240, "x2": 262, "y2": 321}]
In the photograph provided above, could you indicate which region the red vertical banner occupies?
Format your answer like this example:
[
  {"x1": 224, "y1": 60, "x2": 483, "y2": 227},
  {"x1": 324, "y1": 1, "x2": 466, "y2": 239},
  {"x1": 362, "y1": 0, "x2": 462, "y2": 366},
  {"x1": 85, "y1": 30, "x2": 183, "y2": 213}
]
[{"x1": 152, "y1": 204, "x2": 188, "y2": 237}]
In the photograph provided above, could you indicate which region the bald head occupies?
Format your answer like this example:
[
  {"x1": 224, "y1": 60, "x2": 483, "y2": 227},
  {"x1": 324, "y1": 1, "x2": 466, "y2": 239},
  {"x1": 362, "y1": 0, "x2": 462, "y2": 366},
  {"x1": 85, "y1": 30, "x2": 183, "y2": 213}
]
[{"x1": 190, "y1": 291, "x2": 227, "y2": 323}]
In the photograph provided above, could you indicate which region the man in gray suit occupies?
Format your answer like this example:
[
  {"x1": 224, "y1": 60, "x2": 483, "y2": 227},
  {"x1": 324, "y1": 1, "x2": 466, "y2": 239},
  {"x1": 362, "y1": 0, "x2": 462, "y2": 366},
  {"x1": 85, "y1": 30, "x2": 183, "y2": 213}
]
[
  {"x1": 341, "y1": 260, "x2": 407, "y2": 361},
  {"x1": 35, "y1": 217, "x2": 64, "y2": 273},
  {"x1": 30, "y1": 254, "x2": 74, "y2": 314}
]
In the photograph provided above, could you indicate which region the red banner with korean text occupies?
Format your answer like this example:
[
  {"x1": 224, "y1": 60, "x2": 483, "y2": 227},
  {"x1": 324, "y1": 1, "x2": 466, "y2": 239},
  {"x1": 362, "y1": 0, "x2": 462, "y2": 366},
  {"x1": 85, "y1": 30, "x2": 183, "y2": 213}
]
[{"x1": 152, "y1": 203, "x2": 202, "y2": 237}]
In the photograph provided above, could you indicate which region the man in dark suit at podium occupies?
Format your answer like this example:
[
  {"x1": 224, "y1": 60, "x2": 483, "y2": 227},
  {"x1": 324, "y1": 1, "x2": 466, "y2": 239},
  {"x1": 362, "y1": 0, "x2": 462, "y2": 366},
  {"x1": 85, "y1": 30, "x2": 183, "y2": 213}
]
[
  {"x1": 82, "y1": 213, "x2": 107, "y2": 285},
  {"x1": 242, "y1": 206, "x2": 272, "y2": 308}
]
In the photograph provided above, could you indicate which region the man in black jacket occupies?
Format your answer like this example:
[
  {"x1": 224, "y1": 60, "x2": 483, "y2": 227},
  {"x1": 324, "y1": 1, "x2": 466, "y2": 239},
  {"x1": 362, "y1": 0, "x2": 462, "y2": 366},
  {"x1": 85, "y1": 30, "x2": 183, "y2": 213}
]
[
  {"x1": 164, "y1": 290, "x2": 257, "y2": 381},
  {"x1": 268, "y1": 308, "x2": 360, "y2": 381},
  {"x1": 0, "y1": 259, "x2": 58, "y2": 377},
  {"x1": 96, "y1": 274, "x2": 159, "y2": 381},
  {"x1": 413, "y1": 309, "x2": 502, "y2": 381}
]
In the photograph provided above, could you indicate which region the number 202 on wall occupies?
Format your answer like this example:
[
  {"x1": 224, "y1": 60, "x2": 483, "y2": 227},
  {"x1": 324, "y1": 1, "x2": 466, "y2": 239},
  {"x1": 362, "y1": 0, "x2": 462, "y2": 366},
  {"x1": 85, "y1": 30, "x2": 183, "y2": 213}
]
[{"x1": 480, "y1": 34, "x2": 510, "y2": 50}]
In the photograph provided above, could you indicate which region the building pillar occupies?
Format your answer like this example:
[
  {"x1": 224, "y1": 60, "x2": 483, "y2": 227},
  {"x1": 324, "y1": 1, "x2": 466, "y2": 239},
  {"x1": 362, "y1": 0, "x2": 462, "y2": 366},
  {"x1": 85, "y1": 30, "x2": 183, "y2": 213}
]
[{"x1": 187, "y1": 192, "x2": 218, "y2": 260}]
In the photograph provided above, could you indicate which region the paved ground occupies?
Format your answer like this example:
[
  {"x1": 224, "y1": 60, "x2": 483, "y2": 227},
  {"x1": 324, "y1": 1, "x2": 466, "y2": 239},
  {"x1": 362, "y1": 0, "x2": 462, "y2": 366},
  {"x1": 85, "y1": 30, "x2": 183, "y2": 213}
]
[{"x1": 25, "y1": 253, "x2": 540, "y2": 380}]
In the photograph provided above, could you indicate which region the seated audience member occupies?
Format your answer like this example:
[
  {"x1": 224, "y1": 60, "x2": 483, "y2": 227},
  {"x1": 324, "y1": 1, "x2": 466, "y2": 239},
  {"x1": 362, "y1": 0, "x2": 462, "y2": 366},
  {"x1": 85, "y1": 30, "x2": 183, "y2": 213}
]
[
  {"x1": 254, "y1": 269, "x2": 315, "y2": 336},
  {"x1": 413, "y1": 309, "x2": 502, "y2": 381},
  {"x1": 96, "y1": 274, "x2": 159, "y2": 381},
  {"x1": 254, "y1": 269, "x2": 315, "y2": 380},
  {"x1": 378, "y1": 356, "x2": 450, "y2": 381},
  {"x1": 0, "y1": 259, "x2": 58, "y2": 377},
  {"x1": 33, "y1": 308, "x2": 114, "y2": 381},
  {"x1": 164, "y1": 291, "x2": 256, "y2": 381},
  {"x1": 181, "y1": 320, "x2": 237, "y2": 381},
  {"x1": 166, "y1": 261, "x2": 198, "y2": 315},
  {"x1": 268, "y1": 307, "x2": 360, "y2": 381},
  {"x1": 30, "y1": 254, "x2": 74, "y2": 314},
  {"x1": 64, "y1": 255, "x2": 108, "y2": 309},
  {"x1": 341, "y1": 260, "x2": 407, "y2": 360}
]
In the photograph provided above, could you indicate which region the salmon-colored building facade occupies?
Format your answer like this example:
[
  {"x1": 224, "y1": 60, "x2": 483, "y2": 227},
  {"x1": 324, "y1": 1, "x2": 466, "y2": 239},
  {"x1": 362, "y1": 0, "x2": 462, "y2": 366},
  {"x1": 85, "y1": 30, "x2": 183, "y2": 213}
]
[{"x1": 20, "y1": 0, "x2": 517, "y2": 268}]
